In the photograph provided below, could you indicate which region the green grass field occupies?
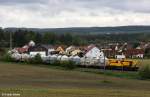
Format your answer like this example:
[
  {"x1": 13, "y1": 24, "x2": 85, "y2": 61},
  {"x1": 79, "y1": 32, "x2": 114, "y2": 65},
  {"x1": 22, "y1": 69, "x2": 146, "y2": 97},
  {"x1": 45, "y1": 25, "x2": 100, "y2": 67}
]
[{"x1": 0, "y1": 61, "x2": 150, "y2": 97}]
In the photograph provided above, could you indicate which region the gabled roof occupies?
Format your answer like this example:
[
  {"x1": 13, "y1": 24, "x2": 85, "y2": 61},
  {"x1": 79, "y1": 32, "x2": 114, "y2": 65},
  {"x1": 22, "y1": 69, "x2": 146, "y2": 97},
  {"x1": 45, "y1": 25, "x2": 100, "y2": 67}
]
[
  {"x1": 28, "y1": 44, "x2": 51, "y2": 51},
  {"x1": 85, "y1": 44, "x2": 96, "y2": 53},
  {"x1": 56, "y1": 46, "x2": 65, "y2": 52}
]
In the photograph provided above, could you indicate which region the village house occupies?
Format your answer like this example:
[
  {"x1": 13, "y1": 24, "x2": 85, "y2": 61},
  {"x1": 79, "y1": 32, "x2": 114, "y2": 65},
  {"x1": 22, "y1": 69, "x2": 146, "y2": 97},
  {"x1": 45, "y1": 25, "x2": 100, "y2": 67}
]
[
  {"x1": 71, "y1": 49, "x2": 82, "y2": 56},
  {"x1": 84, "y1": 44, "x2": 104, "y2": 59},
  {"x1": 102, "y1": 42, "x2": 135, "y2": 58},
  {"x1": 136, "y1": 42, "x2": 150, "y2": 50},
  {"x1": 65, "y1": 45, "x2": 76, "y2": 55},
  {"x1": 55, "y1": 46, "x2": 65, "y2": 54},
  {"x1": 123, "y1": 49, "x2": 144, "y2": 58},
  {"x1": 115, "y1": 54, "x2": 126, "y2": 60},
  {"x1": 28, "y1": 44, "x2": 55, "y2": 57},
  {"x1": 14, "y1": 40, "x2": 35, "y2": 54},
  {"x1": 102, "y1": 49, "x2": 116, "y2": 58}
]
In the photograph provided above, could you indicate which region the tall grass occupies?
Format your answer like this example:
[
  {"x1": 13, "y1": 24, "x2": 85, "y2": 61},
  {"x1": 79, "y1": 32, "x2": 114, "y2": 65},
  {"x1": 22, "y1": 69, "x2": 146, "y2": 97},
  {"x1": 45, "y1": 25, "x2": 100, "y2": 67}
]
[{"x1": 139, "y1": 64, "x2": 150, "y2": 79}]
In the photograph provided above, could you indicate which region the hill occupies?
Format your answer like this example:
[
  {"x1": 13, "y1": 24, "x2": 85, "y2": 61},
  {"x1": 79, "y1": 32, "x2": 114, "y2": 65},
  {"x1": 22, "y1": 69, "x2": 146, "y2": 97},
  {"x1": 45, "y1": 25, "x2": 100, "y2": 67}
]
[{"x1": 3, "y1": 25, "x2": 150, "y2": 34}]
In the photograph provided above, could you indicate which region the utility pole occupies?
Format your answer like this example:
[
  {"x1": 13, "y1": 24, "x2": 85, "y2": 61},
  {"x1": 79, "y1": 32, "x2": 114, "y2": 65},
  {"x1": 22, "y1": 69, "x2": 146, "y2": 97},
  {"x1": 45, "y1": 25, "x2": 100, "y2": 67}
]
[
  {"x1": 103, "y1": 42, "x2": 107, "y2": 71},
  {"x1": 103, "y1": 50, "x2": 106, "y2": 71},
  {"x1": 102, "y1": 44, "x2": 107, "y2": 82},
  {"x1": 10, "y1": 32, "x2": 12, "y2": 50}
]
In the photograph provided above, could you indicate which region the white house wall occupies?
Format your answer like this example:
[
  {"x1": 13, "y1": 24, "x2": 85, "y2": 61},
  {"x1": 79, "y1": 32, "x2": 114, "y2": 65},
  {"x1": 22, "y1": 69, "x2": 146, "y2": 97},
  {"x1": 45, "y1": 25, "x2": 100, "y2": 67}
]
[
  {"x1": 30, "y1": 51, "x2": 46, "y2": 57},
  {"x1": 135, "y1": 54, "x2": 144, "y2": 58},
  {"x1": 85, "y1": 47, "x2": 104, "y2": 59},
  {"x1": 48, "y1": 49, "x2": 55, "y2": 55}
]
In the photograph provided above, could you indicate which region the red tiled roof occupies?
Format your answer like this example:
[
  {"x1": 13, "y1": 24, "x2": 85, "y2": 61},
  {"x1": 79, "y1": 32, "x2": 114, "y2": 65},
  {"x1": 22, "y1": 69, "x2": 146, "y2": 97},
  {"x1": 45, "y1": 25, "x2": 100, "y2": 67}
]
[
  {"x1": 16, "y1": 48, "x2": 28, "y2": 53},
  {"x1": 85, "y1": 44, "x2": 96, "y2": 53},
  {"x1": 123, "y1": 49, "x2": 144, "y2": 55}
]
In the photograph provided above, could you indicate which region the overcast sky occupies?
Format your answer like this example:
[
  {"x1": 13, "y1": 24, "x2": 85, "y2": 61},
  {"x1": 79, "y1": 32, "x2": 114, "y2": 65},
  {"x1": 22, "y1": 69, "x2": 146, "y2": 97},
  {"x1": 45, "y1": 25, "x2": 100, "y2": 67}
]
[{"x1": 0, "y1": 0, "x2": 150, "y2": 28}]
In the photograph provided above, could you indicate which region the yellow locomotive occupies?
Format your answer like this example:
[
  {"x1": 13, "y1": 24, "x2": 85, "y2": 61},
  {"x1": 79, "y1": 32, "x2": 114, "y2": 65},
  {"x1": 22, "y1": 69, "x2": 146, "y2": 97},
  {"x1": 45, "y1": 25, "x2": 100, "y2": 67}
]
[{"x1": 107, "y1": 59, "x2": 139, "y2": 70}]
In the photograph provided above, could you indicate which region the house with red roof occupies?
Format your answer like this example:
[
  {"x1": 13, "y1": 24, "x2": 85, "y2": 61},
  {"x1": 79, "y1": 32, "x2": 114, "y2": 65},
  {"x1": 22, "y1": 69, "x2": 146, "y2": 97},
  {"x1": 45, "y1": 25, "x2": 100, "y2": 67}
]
[
  {"x1": 15, "y1": 47, "x2": 28, "y2": 54},
  {"x1": 123, "y1": 49, "x2": 144, "y2": 58},
  {"x1": 84, "y1": 44, "x2": 104, "y2": 59}
]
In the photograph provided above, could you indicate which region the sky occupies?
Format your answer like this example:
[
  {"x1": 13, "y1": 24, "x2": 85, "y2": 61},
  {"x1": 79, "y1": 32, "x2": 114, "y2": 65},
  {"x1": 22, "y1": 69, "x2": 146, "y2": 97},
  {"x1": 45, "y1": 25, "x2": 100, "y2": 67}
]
[{"x1": 0, "y1": 0, "x2": 150, "y2": 28}]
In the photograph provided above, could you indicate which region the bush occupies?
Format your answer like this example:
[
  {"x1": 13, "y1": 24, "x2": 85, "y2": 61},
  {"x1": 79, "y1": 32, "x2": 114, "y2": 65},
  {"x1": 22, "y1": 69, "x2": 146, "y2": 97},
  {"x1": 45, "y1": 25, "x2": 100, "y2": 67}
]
[
  {"x1": 52, "y1": 60, "x2": 61, "y2": 66},
  {"x1": 0, "y1": 48, "x2": 6, "y2": 56},
  {"x1": 138, "y1": 65, "x2": 150, "y2": 79},
  {"x1": 46, "y1": 60, "x2": 77, "y2": 70},
  {"x1": 29, "y1": 54, "x2": 43, "y2": 64},
  {"x1": 60, "y1": 61, "x2": 76, "y2": 70},
  {"x1": 2, "y1": 53, "x2": 15, "y2": 62}
]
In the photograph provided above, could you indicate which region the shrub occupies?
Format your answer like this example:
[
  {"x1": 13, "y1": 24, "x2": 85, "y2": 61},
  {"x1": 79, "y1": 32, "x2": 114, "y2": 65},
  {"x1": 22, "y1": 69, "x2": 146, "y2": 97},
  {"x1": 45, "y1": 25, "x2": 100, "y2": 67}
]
[
  {"x1": 60, "y1": 60, "x2": 76, "y2": 70},
  {"x1": 0, "y1": 48, "x2": 6, "y2": 56},
  {"x1": 47, "y1": 60, "x2": 77, "y2": 70},
  {"x1": 29, "y1": 54, "x2": 43, "y2": 64},
  {"x1": 138, "y1": 65, "x2": 150, "y2": 79},
  {"x1": 2, "y1": 53, "x2": 15, "y2": 62},
  {"x1": 52, "y1": 60, "x2": 61, "y2": 66}
]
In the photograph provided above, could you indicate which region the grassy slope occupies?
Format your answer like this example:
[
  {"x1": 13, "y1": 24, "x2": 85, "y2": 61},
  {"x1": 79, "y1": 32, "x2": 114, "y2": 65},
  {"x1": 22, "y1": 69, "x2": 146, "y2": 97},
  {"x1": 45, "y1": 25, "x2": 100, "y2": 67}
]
[{"x1": 0, "y1": 62, "x2": 150, "y2": 97}]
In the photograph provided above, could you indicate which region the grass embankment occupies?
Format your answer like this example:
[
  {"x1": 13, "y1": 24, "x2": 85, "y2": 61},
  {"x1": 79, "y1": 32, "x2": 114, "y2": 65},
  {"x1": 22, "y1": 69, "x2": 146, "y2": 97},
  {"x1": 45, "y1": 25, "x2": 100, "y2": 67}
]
[
  {"x1": 4, "y1": 61, "x2": 140, "y2": 79},
  {"x1": 0, "y1": 61, "x2": 150, "y2": 97},
  {"x1": 78, "y1": 68, "x2": 139, "y2": 79}
]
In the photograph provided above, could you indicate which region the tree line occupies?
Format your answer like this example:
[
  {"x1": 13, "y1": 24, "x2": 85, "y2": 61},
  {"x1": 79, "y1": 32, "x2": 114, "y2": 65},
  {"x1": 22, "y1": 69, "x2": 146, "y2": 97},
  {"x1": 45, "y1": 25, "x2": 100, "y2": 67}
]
[{"x1": 0, "y1": 28, "x2": 150, "y2": 48}]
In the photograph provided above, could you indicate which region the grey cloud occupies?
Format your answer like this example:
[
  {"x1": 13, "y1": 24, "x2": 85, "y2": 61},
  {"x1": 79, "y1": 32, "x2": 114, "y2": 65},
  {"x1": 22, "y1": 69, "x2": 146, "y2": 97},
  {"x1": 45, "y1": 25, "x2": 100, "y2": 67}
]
[
  {"x1": 0, "y1": 0, "x2": 45, "y2": 4},
  {"x1": 79, "y1": 0, "x2": 150, "y2": 13},
  {"x1": 0, "y1": 0, "x2": 150, "y2": 27},
  {"x1": 1, "y1": 0, "x2": 150, "y2": 13},
  {"x1": 61, "y1": 0, "x2": 150, "y2": 13}
]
